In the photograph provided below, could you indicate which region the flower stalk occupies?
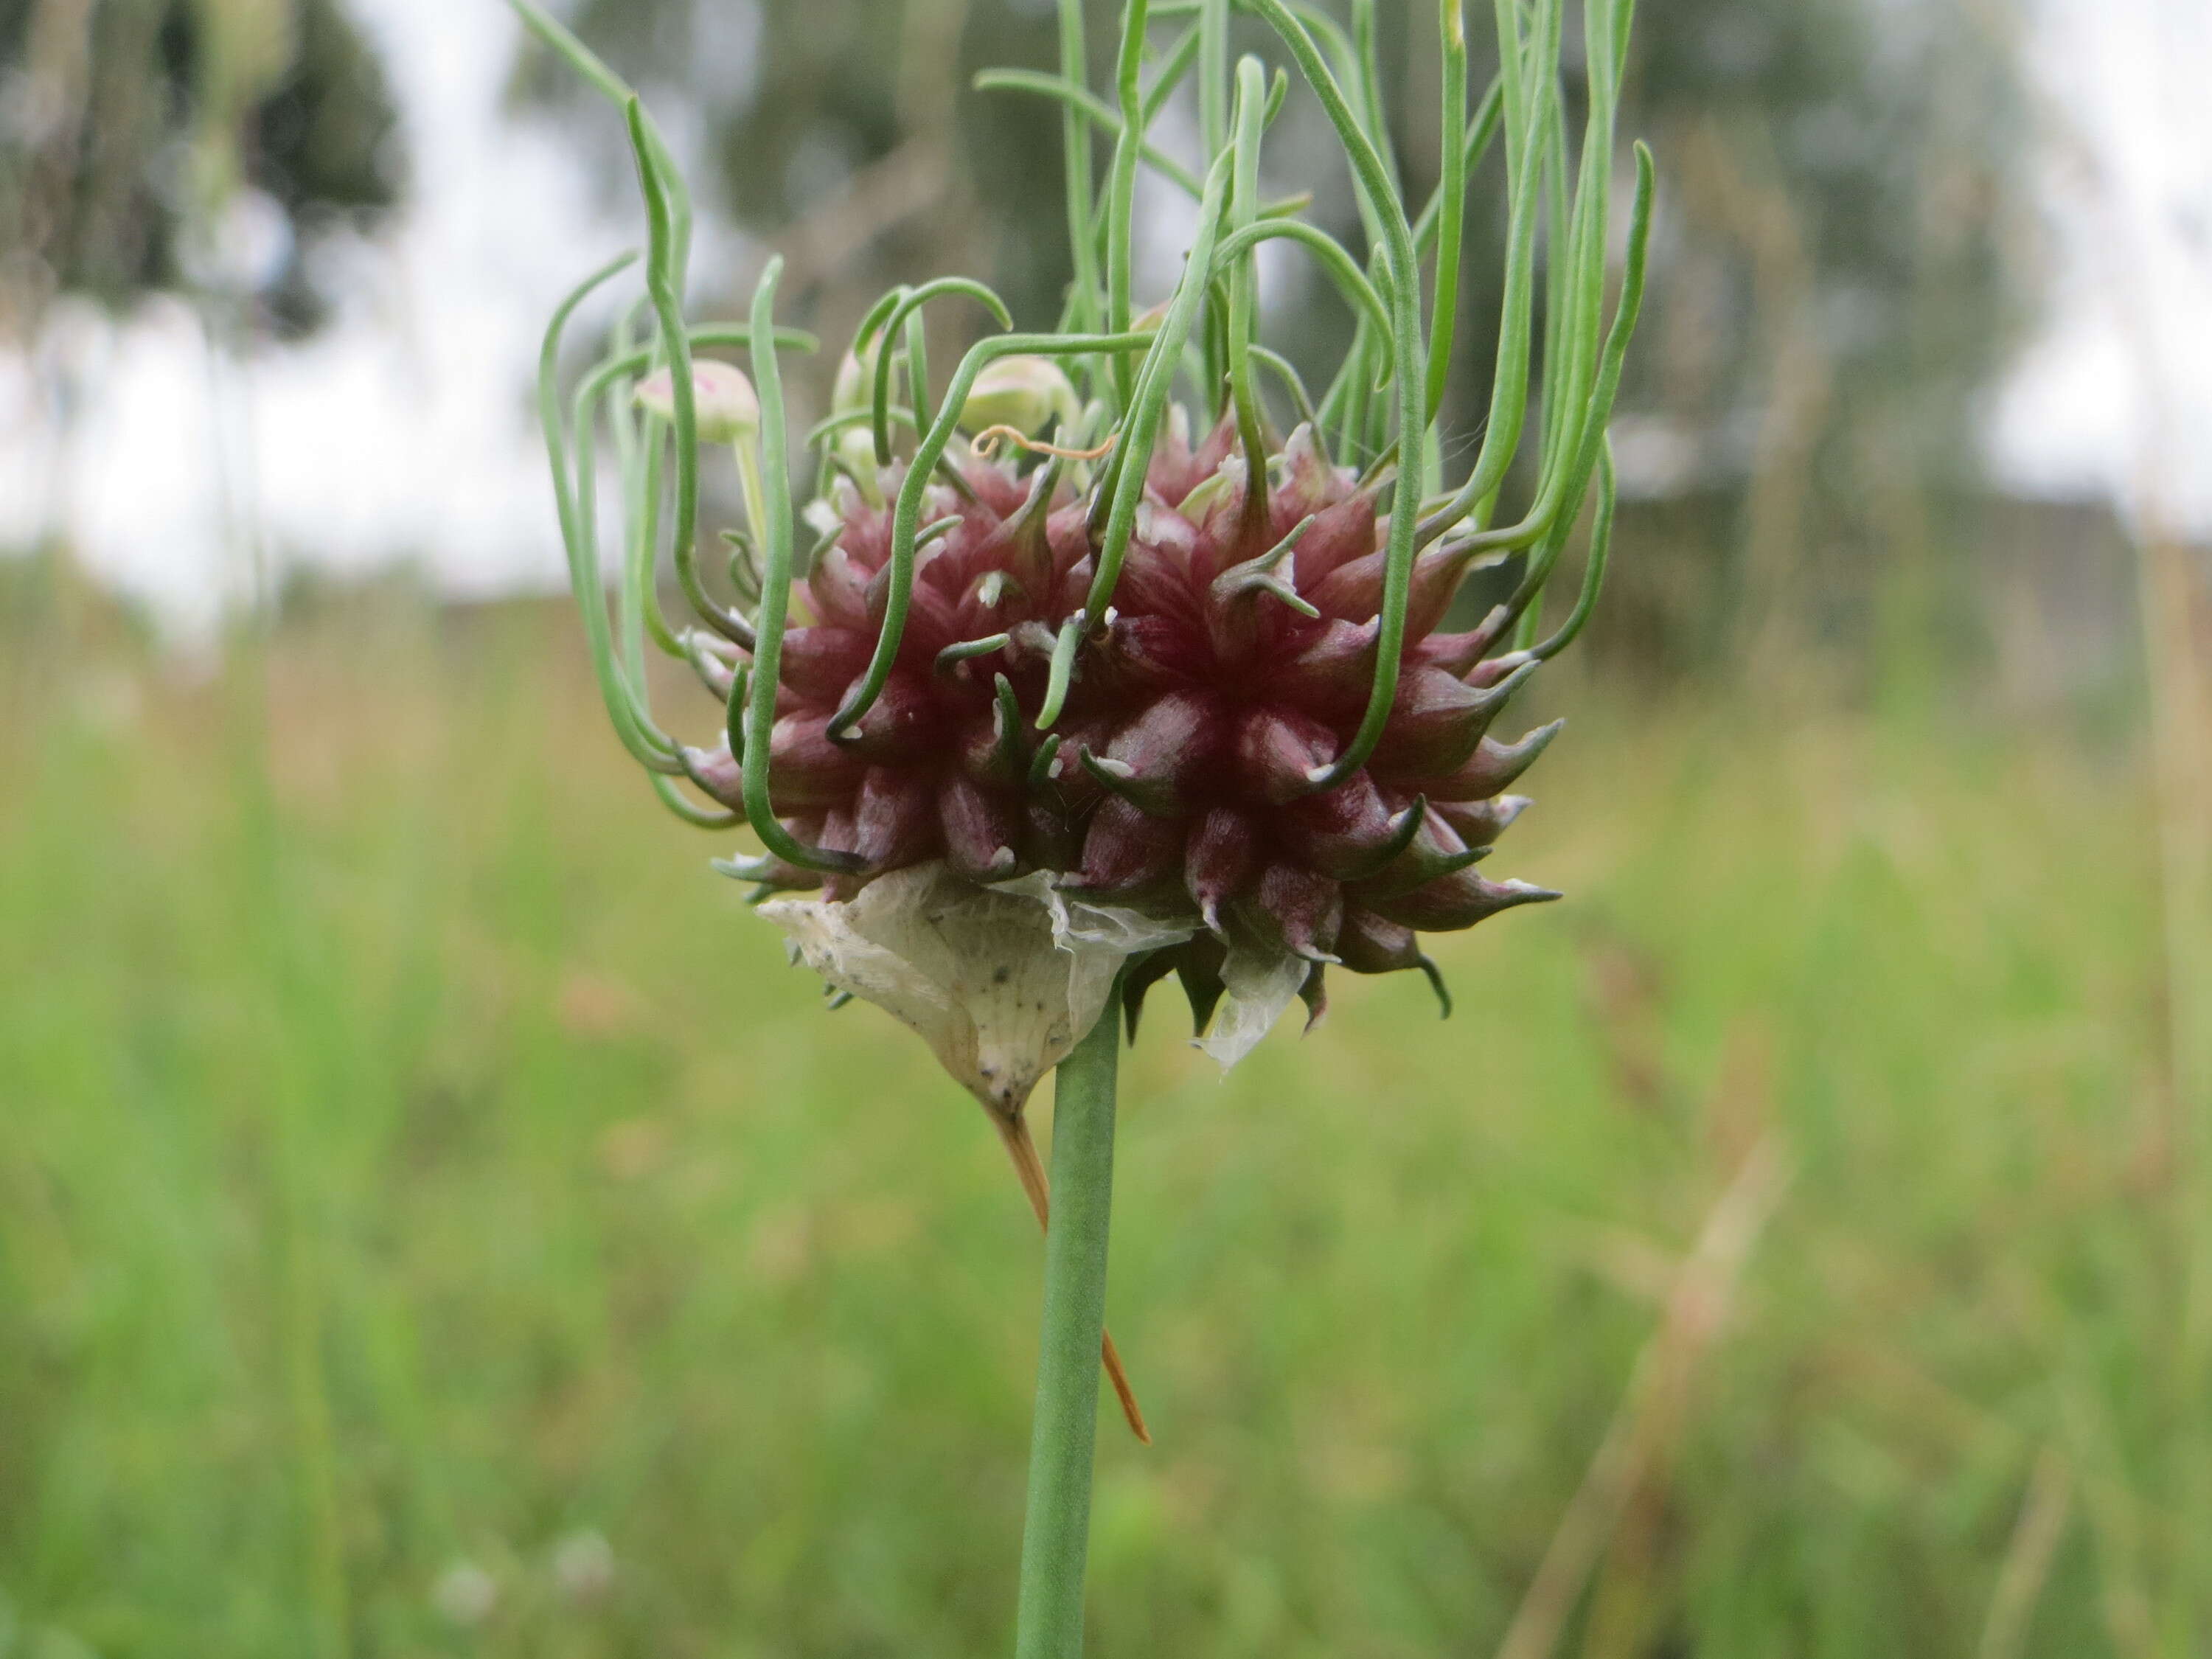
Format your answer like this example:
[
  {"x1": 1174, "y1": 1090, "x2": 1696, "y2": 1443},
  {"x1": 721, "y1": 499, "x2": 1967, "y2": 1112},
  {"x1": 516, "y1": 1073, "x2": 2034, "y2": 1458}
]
[{"x1": 1013, "y1": 985, "x2": 1125, "y2": 1658}]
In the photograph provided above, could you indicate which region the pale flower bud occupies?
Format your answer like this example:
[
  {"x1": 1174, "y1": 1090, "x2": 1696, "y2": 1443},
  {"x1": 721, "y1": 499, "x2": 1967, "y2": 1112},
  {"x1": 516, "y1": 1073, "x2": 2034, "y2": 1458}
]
[
  {"x1": 634, "y1": 358, "x2": 759, "y2": 445},
  {"x1": 959, "y1": 355, "x2": 1078, "y2": 440},
  {"x1": 827, "y1": 347, "x2": 891, "y2": 499},
  {"x1": 832, "y1": 347, "x2": 876, "y2": 415},
  {"x1": 1130, "y1": 298, "x2": 1172, "y2": 334}
]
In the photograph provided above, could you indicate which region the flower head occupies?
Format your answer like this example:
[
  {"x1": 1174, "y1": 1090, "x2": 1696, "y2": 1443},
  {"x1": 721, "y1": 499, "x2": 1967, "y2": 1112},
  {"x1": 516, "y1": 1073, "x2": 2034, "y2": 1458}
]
[
  {"x1": 703, "y1": 411, "x2": 1562, "y2": 1044},
  {"x1": 530, "y1": 0, "x2": 1649, "y2": 1071}
]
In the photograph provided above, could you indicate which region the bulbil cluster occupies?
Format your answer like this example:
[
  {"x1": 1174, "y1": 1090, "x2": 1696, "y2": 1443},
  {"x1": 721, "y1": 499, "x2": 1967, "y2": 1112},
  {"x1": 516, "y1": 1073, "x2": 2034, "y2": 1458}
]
[
  {"x1": 526, "y1": 0, "x2": 1651, "y2": 1043},
  {"x1": 684, "y1": 389, "x2": 1559, "y2": 1027}
]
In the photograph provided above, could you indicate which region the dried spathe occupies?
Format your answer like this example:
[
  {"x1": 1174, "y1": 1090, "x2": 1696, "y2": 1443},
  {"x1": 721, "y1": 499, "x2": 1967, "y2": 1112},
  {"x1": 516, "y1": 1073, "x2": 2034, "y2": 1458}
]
[
  {"x1": 759, "y1": 863, "x2": 1181, "y2": 1115},
  {"x1": 759, "y1": 860, "x2": 1318, "y2": 1112}
]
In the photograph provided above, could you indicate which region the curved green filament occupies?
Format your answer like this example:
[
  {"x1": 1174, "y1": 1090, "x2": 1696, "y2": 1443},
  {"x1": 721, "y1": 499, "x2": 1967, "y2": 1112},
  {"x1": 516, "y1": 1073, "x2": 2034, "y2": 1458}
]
[
  {"x1": 1224, "y1": 58, "x2": 1270, "y2": 501},
  {"x1": 1413, "y1": 75, "x2": 1503, "y2": 257},
  {"x1": 1250, "y1": 344, "x2": 1320, "y2": 434},
  {"x1": 737, "y1": 258, "x2": 866, "y2": 875},
  {"x1": 571, "y1": 367, "x2": 699, "y2": 739},
  {"x1": 1200, "y1": 0, "x2": 1229, "y2": 159},
  {"x1": 652, "y1": 773, "x2": 740, "y2": 829},
  {"x1": 1490, "y1": 140, "x2": 1652, "y2": 615},
  {"x1": 507, "y1": 0, "x2": 626, "y2": 105},
  {"x1": 626, "y1": 95, "x2": 718, "y2": 681},
  {"x1": 1078, "y1": 150, "x2": 1237, "y2": 637},
  {"x1": 1057, "y1": 0, "x2": 1102, "y2": 355},
  {"x1": 1035, "y1": 617, "x2": 1085, "y2": 732},
  {"x1": 1213, "y1": 220, "x2": 1394, "y2": 371},
  {"x1": 1280, "y1": 4, "x2": 1363, "y2": 119},
  {"x1": 723, "y1": 652, "x2": 750, "y2": 755},
  {"x1": 1534, "y1": 83, "x2": 1573, "y2": 478},
  {"x1": 1568, "y1": 0, "x2": 1630, "y2": 395},
  {"x1": 937, "y1": 633, "x2": 1014, "y2": 672},
  {"x1": 975, "y1": 72, "x2": 1208, "y2": 203},
  {"x1": 1242, "y1": 0, "x2": 1428, "y2": 795},
  {"x1": 1425, "y1": 0, "x2": 1469, "y2": 428},
  {"x1": 575, "y1": 350, "x2": 748, "y2": 649},
  {"x1": 1349, "y1": 1, "x2": 1400, "y2": 199},
  {"x1": 536, "y1": 253, "x2": 683, "y2": 774},
  {"x1": 582, "y1": 326, "x2": 822, "y2": 373},
  {"x1": 1104, "y1": 1, "x2": 1152, "y2": 406},
  {"x1": 1529, "y1": 437, "x2": 1615, "y2": 661},
  {"x1": 1281, "y1": 0, "x2": 1385, "y2": 257},
  {"x1": 549, "y1": 296, "x2": 818, "y2": 734},
  {"x1": 1439, "y1": 136, "x2": 1652, "y2": 574},
  {"x1": 611, "y1": 363, "x2": 686, "y2": 681},
  {"x1": 903, "y1": 308, "x2": 933, "y2": 439},
  {"x1": 608, "y1": 298, "x2": 649, "y2": 682},
  {"x1": 807, "y1": 406, "x2": 920, "y2": 450},
  {"x1": 852, "y1": 285, "x2": 908, "y2": 356},
  {"x1": 634, "y1": 428, "x2": 682, "y2": 658},
  {"x1": 1144, "y1": 24, "x2": 1205, "y2": 129},
  {"x1": 607, "y1": 302, "x2": 686, "y2": 669},
  {"x1": 1411, "y1": 1, "x2": 1560, "y2": 542},
  {"x1": 871, "y1": 277, "x2": 1014, "y2": 464}
]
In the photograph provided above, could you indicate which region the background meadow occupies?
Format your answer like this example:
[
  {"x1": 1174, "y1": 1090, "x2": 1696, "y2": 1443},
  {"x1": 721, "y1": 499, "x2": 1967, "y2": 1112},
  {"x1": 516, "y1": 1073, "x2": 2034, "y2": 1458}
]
[{"x1": 4, "y1": 577, "x2": 2202, "y2": 1655}]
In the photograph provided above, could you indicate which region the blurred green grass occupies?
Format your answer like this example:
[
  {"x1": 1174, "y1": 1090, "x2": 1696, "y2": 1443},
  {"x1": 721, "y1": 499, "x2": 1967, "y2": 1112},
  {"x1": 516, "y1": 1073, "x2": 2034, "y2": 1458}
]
[{"x1": 0, "y1": 595, "x2": 2195, "y2": 1658}]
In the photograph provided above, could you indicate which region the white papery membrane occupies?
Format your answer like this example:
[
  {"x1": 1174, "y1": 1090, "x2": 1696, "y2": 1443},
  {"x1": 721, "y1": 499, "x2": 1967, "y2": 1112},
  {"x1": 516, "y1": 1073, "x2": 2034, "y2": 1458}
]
[{"x1": 757, "y1": 860, "x2": 1307, "y2": 1112}]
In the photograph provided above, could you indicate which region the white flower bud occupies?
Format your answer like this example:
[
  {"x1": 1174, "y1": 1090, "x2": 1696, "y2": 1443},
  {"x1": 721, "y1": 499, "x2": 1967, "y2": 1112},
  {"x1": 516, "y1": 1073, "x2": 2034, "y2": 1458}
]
[
  {"x1": 634, "y1": 359, "x2": 759, "y2": 445},
  {"x1": 959, "y1": 355, "x2": 1079, "y2": 440},
  {"x1": 828, "y1": 345, "x2": 894, "y2": 499}
]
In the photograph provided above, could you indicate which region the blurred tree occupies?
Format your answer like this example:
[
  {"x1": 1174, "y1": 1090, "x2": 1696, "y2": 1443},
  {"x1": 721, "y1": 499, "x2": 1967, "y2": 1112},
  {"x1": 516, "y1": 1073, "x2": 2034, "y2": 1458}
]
[
  {"x1": 1601, "y1": 0, "x2": 2037, "y2": 678},
  {"x1": 0, "y1": 0, "x2": 406, "y2": 341},
  {"x1": 509, "y1": 0, "x2": 1075, "y2": 407}
]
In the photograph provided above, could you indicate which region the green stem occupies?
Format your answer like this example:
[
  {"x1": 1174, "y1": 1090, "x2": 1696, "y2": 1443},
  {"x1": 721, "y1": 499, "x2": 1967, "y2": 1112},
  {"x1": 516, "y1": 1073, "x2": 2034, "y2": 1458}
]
[
  {"x1": 1057, "y1": 0, "x2": 1099, "y2": 355},
  {"x1": 1013, "y1": 994, "x2": 1124, "y2": 1659}
]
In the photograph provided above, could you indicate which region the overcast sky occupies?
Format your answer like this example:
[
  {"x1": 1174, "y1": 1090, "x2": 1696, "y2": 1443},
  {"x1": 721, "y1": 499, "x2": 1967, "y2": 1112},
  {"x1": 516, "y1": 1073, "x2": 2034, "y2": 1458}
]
[
  {"x1": 1988, "y1": 0, "x2": 2211, "y2": 536},
  {"x1": 0, "y1": 0, "x2": 2205, "y2": 640}
]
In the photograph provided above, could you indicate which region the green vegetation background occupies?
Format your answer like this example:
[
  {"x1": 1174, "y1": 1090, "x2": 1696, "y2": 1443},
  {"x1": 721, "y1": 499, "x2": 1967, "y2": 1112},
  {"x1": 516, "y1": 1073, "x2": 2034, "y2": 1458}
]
[{"x1": 1, "y1": 583, "x2": 2194, "y2": 1658}]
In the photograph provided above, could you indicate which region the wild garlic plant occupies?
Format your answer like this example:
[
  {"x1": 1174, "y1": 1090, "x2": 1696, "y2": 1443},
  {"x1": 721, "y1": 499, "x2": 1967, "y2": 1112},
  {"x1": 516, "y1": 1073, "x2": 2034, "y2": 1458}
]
[{"x1": 516, "y1": 0, "x2": 1647, "y2": 1646}]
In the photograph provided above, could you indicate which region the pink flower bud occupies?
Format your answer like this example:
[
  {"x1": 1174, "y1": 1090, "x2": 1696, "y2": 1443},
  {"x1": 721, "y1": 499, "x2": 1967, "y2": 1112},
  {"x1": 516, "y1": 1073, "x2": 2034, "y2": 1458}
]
[
  {"x1": 959, "y1": 355, "x2": 1079, "y2": 439},
  {"x1": 633, "y1": 359, "x2": 759, "y2": 445}
]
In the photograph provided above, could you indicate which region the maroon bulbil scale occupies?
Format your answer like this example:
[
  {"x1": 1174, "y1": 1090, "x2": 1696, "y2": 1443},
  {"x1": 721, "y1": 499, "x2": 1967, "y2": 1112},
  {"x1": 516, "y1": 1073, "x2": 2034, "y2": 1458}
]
[{"x1": 698, "y1": 414, "x2": 1561, "y2": 1010}]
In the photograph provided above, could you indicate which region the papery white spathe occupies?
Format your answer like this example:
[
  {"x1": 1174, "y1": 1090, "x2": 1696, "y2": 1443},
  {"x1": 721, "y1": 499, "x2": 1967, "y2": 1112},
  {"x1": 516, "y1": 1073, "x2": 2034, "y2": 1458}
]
[
  {"x1": 757, "y1": 860, "x2": 1307, "y2": 1114},
  {"x1": 760, "y1": 863, "x2": 1183, "y2": 1116}
]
